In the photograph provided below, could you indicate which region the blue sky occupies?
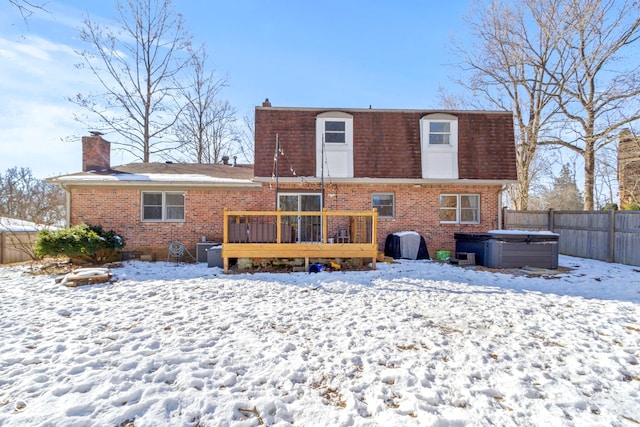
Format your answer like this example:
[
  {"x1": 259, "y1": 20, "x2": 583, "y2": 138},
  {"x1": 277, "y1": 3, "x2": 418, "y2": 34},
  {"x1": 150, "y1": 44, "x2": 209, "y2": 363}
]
[{"x1": 0, "y1": 0, "x2": 472, "y2": 179}]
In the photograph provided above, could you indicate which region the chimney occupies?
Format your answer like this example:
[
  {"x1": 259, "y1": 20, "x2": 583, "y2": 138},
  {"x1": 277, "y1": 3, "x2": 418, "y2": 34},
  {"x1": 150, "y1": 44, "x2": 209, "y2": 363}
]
[
  {"x1": 82, "y1": 132, "x2": 111, "y2": 172},
  {"x1": 222, "y1": 155, "x2": 230, "y2": 165},
  {"x1": 262, "y1": 98, "x2": 271, "y2": 107}
]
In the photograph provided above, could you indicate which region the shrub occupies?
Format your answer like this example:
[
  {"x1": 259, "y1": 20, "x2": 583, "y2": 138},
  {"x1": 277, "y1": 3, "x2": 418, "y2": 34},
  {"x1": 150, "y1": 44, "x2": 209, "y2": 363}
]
[
  {"x1": 624, "y1": 202, "x2": 640, "y2": 211},
  {"x1": 35, "y1": 223, "x2": 126, "y2": 264},
  {"x1": 602, "y1": 203, "x2": 618, "y2": 210}
]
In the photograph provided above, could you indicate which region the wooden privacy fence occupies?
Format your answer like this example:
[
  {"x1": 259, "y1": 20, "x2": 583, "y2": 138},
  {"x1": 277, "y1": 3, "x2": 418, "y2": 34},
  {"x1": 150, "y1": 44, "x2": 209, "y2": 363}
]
[
  {"x1": 0, "y1": 231, "x2": 37, "y2": 264},
  {"x1": 503, "y1": 209, "x2": 640, "y2": 266}
]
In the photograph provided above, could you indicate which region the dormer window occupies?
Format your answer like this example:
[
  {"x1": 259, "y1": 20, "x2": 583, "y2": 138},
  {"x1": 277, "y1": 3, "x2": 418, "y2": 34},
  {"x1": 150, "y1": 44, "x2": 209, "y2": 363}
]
[
  {"x1": 324, "y1": 121, "x2": 346, "y2": 143},
  {"x1": 316, "y1": 112, "x2": 354, "y2": 178},
  {"x1": 420, "y1": 113, "x2": 459, "y2": 179},
  {"x1": 428, "y1": 121, "x2": 451, "y2": 145}
]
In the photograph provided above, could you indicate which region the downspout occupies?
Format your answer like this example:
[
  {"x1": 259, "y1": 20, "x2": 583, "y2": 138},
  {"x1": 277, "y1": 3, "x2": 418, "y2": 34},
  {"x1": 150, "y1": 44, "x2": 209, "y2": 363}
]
[
  {"x1": 275, "y1": 134, "x2": 279, "y2": 210},
  {"x1": 62, "y1": 183, "x2": 71, "y2": 227},
  {"x1": 321, "y1": 133, "x2": 325, "y2": 209},
  {"x1": 497, "y1": 184, "x2": 507, "y2": 230}
]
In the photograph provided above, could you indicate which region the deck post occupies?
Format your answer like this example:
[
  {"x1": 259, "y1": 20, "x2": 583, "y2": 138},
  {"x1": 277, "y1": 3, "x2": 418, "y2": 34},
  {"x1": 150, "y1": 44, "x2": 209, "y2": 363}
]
[
  {"x1": 276, "y1": 208, "x2": 282, "y2": 244},
  {"x1": 322, "y1": 208, "x2": 328, "y2": 243}
]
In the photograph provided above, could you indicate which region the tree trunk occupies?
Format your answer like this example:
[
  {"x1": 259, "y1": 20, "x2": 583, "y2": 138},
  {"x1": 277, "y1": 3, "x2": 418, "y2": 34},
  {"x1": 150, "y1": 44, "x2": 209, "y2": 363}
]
[{"x1": 583, "y1": 144, "x2": 595, "y2": 210}]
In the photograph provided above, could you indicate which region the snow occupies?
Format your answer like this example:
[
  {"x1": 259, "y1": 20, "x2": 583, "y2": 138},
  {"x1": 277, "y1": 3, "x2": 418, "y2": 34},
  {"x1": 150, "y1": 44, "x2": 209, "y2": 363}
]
[
  {"x1": 53, "y1": 173, "x2": 255, "y2": 184},
  {"x1": 1, "y1": 255, "x2": 639, "y2": 426},
  {"x1": 488, "y1": 229, "x2": 560, "y2": 236},
  {"x1": 0, "y1": 217, "x2": 54, "y2": 233}
]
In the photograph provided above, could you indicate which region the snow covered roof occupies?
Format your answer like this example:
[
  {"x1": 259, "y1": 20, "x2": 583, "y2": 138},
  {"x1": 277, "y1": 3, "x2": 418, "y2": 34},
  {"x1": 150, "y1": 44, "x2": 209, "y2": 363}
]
[
  {"x1": 0, "y1": 217, "x2": 54, "y2": 233},
  {"x1": 46, "y1": 163, "x2": 260, "y2": 188}
]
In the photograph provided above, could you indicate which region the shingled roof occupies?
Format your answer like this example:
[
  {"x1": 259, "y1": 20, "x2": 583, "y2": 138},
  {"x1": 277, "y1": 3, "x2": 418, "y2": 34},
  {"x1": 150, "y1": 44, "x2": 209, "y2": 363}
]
[{"x1": 46, "y1": 163, "x2": 258, "y2": 188}]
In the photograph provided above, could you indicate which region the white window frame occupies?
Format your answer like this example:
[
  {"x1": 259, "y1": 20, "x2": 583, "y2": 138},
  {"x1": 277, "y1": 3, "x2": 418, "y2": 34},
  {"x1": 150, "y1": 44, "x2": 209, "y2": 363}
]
[
  {"x1": 324, "y1": 120, "x2": 346, "y2": 143},
  {"x1": 141, "y1": 191, "x2": 185, "y2": 222},
  {"x1": 372, "y1": 193, "x2": 395, "y2": 218},
  {"x1": 420, "y1": 113, "x2": 459, "y2": 179},
  {"x1": 439, "y1": 194, "x2": 480, "y2": 224},
  {"x1": 278, "y1": 192, "x2": 323, "y2": 242},
  {"x1": 428, "y1": 121, "x2": 451, "y2": 145},
  {"x1": 316, "y1": 112, "x2": 354, "y2": 178}
]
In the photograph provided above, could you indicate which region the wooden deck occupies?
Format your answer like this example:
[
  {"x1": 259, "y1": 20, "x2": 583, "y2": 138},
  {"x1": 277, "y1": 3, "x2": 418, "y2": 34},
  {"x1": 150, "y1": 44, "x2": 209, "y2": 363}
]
[{"x1": 222, "y1": 208, "x2": 378, "y2": 273}]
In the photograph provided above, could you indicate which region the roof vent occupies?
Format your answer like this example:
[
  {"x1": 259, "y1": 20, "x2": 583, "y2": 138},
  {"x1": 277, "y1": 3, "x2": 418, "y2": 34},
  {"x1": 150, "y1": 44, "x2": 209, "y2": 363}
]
[
  {"x1": 262, "y1": 98, "x2": 271, "y2": 107},
  {"x1": 222, "y1": 155, "x2": 230, "y2": 165}
]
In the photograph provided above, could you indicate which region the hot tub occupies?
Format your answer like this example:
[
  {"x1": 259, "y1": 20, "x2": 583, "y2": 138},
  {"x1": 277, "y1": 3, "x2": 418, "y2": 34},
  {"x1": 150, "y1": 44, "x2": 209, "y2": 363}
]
[{"x1": 454, "y1": 230, "x2": 559, "y2": 269}]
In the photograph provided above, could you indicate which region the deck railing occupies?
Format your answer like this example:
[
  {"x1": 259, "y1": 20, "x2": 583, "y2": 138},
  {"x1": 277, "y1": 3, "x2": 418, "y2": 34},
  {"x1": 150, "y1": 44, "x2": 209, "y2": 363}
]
[{"x1": 222, "y1": 208, "x2": 378, "y2": 273}]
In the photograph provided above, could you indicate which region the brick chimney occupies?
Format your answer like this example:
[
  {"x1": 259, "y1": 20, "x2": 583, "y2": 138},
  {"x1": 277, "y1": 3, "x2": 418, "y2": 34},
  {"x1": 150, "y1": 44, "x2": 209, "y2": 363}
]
[
  {"x1": 82, "y1": 132, "x2": 111, "y2": 172},
  {"x1": 618, "y1": 128, "x2": 640, "y2": 209}
]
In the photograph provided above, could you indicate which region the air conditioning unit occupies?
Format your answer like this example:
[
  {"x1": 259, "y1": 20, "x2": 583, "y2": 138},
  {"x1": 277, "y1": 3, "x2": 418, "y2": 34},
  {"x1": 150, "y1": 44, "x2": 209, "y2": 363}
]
[{"x1": 196, "y1": 242, "x2": 218, "y2": 263}]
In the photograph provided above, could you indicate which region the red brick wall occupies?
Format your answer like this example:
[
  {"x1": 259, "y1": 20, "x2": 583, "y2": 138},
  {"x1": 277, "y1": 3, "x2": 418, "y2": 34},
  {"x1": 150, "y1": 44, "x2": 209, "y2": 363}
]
[
  {"x1": 254, "y1": 107, "x2": 517, "y2": 181},
  {"x1": 69, "y1": 182, "x2": 503, "y2": 259}
]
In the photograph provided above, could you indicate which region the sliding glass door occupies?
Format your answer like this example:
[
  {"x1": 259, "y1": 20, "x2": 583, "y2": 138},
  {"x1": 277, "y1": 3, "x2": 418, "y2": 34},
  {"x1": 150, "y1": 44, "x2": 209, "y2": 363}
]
[{"x1": 278, "y1": 193, "x2": 322, "y2": 242}]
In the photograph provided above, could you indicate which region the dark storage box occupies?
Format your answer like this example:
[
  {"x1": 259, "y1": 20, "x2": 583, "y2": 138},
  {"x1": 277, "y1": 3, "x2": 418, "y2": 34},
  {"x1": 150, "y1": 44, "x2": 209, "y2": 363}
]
[
  {"x1": 454, "y1": 231, "x2": 559, "y2": 269},
  {"x1": 197, "y1": 242, "x2": 219, "y2": 263},
  {"x1": 206, "y1": 246, "x2": 223, "y2": 268}
]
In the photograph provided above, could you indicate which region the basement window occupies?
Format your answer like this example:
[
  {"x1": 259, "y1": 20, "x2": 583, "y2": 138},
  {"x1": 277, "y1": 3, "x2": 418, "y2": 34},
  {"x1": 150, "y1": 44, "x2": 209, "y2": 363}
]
[{"x1": 142, "y1": 191, "x2": 185, "y2": 222}]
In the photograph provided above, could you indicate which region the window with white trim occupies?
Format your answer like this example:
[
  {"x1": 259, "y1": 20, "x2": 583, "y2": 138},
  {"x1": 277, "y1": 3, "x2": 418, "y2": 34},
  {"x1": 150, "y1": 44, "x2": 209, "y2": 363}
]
[
  {"x1": 324, "y1": 120, "x2": 346, "y2": 143},
  {"x1": 372, "y1": 193, "x2": 394, "y2": 218},
  {"x1": 142, "y1": 191, "x2": 185, "y2": 221},
  {"x1": 439, "y1": 194, "x2": 480, "y2": 224},
  {"x1": 420, "y1": 114, "x2": 459, "y2": 179},
  {"x1": 316, "y1": 112, "x2": 354, "y2": 178},
  {"x1": 428, "y1": 121, "x2": 451, "y2": 145}
]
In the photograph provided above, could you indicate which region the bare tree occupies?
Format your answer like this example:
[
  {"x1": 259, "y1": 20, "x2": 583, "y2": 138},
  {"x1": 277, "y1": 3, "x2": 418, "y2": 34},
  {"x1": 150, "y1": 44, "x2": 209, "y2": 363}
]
[
  {"x1": 173, "y1": 46, "x2": 237, "y2": 164},
  {"x1": 543, "y1": 0, "x2": 640, "y2": 210},
  {"x1": 452, "y1": 0, "x2": 561, "y2": 210},
  {"x1": 0, "y1": 167, "x2": 65, "y2": 225},
  {"x1": 8, "y1": 0, "x2": 47, "y2": 19},
  {"x1": 594, "y1": 143, "x2": 620, "y2": 209},
  {"x1": 71, "y1": 0, "x2": 192, "y2": 162},
  {"x1": 234, "y1": 112, "x2": 255, "y2": 165}
]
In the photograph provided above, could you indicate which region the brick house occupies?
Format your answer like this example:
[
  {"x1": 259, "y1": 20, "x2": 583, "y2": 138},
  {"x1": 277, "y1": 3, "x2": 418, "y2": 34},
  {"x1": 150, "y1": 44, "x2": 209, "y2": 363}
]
[{"x1": 47, "y1": 101, "x2": 517, "y2": 260}]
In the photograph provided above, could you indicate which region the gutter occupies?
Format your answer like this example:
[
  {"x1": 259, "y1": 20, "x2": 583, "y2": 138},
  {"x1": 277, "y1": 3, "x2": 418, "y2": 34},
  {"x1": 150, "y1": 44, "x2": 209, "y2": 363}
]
[
  {"x1": 253, "y1": 177, "x2": 519, "y2": 186},
  {"x1": 46, "y1": 179, "x2": 263, "y2": 190}
]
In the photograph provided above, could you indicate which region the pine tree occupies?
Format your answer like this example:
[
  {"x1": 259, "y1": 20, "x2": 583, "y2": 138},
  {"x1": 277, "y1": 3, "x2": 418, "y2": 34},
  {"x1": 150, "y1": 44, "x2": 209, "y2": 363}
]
[{"x1": 545, "y1": 164, "x2": 584, "y2": 210}]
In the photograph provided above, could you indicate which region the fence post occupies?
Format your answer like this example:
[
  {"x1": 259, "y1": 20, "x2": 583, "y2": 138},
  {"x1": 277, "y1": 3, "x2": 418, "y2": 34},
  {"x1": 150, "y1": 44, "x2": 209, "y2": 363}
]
[
  {"x1": 548, "y1": 209, "x2": 555, "y2": 233},
  {"x1": 608, "y1": 209, "x2": 616, "y2": 263}
]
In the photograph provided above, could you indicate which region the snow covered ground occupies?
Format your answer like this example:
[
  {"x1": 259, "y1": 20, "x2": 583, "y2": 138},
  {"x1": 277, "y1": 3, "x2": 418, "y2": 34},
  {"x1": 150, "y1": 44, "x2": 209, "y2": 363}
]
[{"x1": 1, "y1": 255, "x2": 639, "y2": 426}]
